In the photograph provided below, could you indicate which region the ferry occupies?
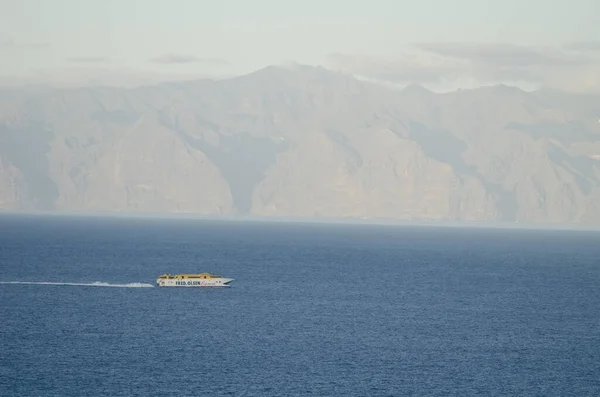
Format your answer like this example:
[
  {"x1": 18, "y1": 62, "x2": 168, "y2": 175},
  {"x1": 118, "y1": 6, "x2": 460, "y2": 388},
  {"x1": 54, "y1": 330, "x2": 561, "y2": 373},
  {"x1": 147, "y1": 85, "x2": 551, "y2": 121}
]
[{"x1": 156, "y1": 273, "x2": 233, "y2": 287}]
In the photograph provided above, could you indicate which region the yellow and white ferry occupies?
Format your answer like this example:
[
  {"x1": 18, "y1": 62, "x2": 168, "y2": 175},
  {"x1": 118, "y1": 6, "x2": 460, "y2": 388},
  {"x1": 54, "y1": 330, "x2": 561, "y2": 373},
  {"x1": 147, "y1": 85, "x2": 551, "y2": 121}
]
[{"x1": 156, "y1": 273, "x2": 234, "y2": 287}]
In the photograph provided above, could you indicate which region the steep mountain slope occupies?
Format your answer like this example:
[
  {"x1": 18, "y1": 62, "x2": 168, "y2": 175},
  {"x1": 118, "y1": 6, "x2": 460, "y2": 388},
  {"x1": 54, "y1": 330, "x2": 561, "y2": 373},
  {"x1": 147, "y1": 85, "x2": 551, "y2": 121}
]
[{"x1": 1, "y1": 64, "x2": 599, "y2": 224}]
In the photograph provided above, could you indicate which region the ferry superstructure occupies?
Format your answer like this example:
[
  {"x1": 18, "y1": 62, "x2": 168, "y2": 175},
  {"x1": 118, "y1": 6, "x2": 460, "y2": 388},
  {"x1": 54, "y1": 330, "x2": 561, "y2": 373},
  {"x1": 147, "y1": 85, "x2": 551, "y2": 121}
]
[{"x1": 156, "y1": 273, "x2": 233, "y2": 287}]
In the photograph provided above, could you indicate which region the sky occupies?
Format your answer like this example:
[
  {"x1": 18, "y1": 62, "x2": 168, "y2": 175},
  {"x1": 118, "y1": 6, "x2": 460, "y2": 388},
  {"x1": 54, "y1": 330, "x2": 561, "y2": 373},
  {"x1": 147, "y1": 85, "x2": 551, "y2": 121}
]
[{"x1": 1, "y1": 0, "x2": 599, "y2": 91}]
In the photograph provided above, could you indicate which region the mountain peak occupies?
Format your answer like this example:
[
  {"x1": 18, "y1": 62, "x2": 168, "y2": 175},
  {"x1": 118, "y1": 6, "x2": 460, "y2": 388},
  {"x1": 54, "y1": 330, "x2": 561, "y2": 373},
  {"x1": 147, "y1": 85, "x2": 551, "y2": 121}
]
[
  {"x1": 242, "y1": 63, "x2": 337, "y2": 80},
  {"x1": 400, "y1": 83, "x2": 433, "y2": 96},
  {"x1": 225, "y1": 63, "x2": 358, "y2": 92}
]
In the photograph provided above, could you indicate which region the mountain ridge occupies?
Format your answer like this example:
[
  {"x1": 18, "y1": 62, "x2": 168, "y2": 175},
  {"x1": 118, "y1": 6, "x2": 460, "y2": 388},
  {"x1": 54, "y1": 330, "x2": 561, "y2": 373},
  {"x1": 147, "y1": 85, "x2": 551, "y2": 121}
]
[{"x1": 1, "y1": 64, "x2": 600, "y2": 224}]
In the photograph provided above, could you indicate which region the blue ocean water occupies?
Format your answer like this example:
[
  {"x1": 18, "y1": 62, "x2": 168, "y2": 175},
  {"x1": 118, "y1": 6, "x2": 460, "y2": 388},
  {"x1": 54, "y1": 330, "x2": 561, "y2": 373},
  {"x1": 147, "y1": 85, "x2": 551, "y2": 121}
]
[{"x1": 1, "y1": 214, "x2": 599, "y2": 396}]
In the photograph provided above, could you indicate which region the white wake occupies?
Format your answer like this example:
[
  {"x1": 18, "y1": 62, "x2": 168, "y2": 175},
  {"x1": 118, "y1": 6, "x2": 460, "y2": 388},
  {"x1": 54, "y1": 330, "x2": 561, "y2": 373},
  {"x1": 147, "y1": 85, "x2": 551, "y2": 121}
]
[{"x1": 0, "y1": 281, "x2": 154, "y2": 288}]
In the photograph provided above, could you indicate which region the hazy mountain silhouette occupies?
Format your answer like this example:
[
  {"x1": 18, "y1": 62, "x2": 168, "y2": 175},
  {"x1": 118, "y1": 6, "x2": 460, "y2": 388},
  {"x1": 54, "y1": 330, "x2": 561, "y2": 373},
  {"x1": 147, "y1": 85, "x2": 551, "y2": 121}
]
[{"x1": 1, "y1": 64, "x2": 600, "y2": 225}]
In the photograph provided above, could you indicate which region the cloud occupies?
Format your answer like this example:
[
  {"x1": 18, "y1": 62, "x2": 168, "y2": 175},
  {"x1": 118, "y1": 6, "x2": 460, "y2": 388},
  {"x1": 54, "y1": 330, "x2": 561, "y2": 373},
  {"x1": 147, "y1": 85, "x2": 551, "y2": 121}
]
[
  {"x1": 564, "y1": 41, "x2": 600, "y2": 52},
  {"x1": 0, "y1": 66, "x2": 229, "y2": 89},
  {"x1": 327, "y1": 42, "x2": 600, "y2": 93},
  {"x1": 150, "y1": 53, "x2": 229, "y2": 65},
  {"x1": 66, "y1": 57, "x2": 109, "y2": 64},
  {"x1": 0, "y1": 38, "x2": 50, "y2": 50},
  {"x1": 415, "y1": 42, "x2": 592, "y2": 67},
  {"x1": 328, "y1": 52, "x2": 460, "y2": 85}
]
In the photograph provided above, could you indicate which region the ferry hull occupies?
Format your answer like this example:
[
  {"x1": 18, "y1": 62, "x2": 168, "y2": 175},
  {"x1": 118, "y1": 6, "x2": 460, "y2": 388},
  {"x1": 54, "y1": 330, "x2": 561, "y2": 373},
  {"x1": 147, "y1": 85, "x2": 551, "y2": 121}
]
[{"x1": 156, "y1": 278, "x2": 233, "y2": 287}]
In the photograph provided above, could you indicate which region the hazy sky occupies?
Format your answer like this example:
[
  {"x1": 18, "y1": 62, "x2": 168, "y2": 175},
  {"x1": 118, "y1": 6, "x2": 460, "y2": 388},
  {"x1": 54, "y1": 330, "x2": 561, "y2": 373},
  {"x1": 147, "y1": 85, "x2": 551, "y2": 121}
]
[{"x1": 1, "y1": 0, "x2": 599, "y2": 91}]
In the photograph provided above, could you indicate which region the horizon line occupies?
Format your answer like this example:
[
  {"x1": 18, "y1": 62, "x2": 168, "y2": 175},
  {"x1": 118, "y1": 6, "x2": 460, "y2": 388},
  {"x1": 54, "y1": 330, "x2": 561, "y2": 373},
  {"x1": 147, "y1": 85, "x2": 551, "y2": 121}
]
[{"x1": 1, "y1": 209, "x2": 599, "y2": 233}]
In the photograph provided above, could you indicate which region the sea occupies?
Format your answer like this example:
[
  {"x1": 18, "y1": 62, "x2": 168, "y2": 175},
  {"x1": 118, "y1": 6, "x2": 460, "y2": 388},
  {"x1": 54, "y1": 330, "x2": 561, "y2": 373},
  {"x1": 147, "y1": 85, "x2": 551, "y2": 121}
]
[{"x1": 1, "y1": 213, "x2": 599, "y2": 396}]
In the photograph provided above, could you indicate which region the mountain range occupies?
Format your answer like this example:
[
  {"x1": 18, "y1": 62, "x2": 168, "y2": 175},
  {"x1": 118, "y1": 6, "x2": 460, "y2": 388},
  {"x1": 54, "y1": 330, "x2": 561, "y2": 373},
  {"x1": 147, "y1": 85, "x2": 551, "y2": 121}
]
[{"x1": 1, "y1": 64, "x2": 600, "y2": 225}]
